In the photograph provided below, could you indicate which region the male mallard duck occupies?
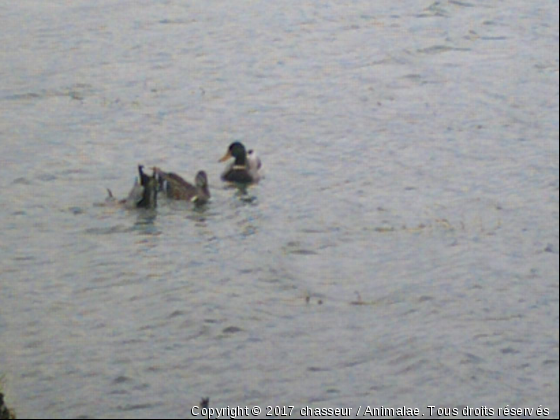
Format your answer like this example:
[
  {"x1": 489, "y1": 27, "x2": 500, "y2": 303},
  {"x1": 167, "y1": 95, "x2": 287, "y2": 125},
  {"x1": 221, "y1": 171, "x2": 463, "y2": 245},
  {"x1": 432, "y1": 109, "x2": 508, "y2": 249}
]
[
  {"x1": 154, "y1": 168, "x2": 210, "y2": 204},
  {"x1": 106, "y1": 165, "x2": 158, "y2": 209},
  {"x1": 219, "y1": 142, "x2": 262, "y2": 183}
]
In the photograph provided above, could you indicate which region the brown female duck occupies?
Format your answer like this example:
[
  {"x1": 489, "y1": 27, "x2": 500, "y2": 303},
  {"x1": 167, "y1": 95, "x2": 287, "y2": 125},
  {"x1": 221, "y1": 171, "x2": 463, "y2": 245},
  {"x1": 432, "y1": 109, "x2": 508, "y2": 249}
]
[{"x1": 154, "y1": 168, "x2": 210, "y2": 204}]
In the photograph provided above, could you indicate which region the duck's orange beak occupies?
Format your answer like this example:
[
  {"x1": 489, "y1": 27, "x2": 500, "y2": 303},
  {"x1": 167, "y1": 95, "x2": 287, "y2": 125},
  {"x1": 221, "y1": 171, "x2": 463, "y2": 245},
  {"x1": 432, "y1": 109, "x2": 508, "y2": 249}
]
[{"x1": 218, "y1": 150, "x2": 232, "y2": 162}]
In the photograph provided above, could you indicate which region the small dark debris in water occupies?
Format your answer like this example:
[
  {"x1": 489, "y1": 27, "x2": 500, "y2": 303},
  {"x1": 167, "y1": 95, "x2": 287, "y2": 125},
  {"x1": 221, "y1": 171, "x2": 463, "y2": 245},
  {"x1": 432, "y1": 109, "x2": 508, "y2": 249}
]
[
  {"x1": 0, "y1": 393, "x2": 15, "y2": 419},
  {"x1": 112, "y1": 375, "x2": 132, "y2": 385},
  {"x1": 222, "y1": 326, "x2": 243, "y2": 334},
  {"x1": 404, "y1": 186, "x2": 416, "y2": 191},
  {"x1": 200, "y1": 398, "x2": 210, "y2": 409},
  {"x1": 69, "y1": 207, "x2": 84, "y2": 215},
  {"x1": 168, "y1": 310, "x2": 185, "y2": 319},
  {"x1": 239, "y1": 195, "x2": 257, "y2": 204},
  {"x1": 290, "y1": 249, "x2": 318, "y2": 256},
  {"x1": 305, "y1": 294, "x2": 324, "y2": 305},
  {"x1": 544, "y1": 244, "x2": 557, "y2": 253},
  {"x1": 351, "y1": 292, "x2": 365, "y2": 306},
  {"x1": 69, "y1": 91, "x2": 84, "y2": 101}
]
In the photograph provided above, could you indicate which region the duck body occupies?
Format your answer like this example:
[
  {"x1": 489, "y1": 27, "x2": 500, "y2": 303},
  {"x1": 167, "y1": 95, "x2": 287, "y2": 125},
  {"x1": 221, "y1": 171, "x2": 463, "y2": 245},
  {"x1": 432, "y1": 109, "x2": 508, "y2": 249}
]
[
  {"x1": 154, "y1": 168, "x2": 210, "y2": 204},
  {"x1": 219, "y1": 142, "x2": 262, "y2": 184}
]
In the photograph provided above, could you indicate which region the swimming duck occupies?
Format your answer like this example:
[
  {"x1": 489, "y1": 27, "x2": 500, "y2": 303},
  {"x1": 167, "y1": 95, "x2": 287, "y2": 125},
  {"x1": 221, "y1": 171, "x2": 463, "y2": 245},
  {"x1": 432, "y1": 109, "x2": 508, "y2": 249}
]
[
  {"x1": 219, "y1": 142, "x2": 262, "y2": 183},
  {"x1": 154, "y1": 168, "x2": 210, "y2": 204},
  {"x1": 106, "y1": 165, "x2": 158, "y2": 209}
]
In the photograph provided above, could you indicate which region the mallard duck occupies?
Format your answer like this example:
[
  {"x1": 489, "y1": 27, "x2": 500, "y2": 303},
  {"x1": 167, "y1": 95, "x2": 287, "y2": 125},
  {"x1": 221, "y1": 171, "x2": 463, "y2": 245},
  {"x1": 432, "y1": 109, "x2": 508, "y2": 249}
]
[
  {"x1": 219, "y1": 142, "x2": 262, "y2": 183},
  {"x1": 106, "y1": 165, "x2": 158, "y2": 209},
  {"x1": 154, "y1": 168, "x2": 210, "y2": 204}
]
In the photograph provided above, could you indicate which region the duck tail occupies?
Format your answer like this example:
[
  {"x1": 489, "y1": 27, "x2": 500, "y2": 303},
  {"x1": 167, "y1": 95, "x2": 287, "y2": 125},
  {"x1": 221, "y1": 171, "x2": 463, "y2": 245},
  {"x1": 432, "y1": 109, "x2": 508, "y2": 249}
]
[
  {"x1": 138, "y1": 165, "x2": 148, "y2": 186},
  {"x1": 137, "y1": 165, "x2": 158, "y2": 209}
]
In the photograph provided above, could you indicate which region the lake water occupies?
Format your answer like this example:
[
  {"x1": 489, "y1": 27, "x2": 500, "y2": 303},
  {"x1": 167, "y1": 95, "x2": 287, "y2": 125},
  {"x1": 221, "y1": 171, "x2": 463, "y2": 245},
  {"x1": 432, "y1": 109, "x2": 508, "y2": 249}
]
[{"x1": 0, "y1": 1, "x2": 558, "y2": 418}]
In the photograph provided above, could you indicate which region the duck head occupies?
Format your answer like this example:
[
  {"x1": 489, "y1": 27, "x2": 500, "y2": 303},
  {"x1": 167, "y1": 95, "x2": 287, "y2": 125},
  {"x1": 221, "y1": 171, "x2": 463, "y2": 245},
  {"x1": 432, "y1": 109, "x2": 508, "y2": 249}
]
[
  {"x1": 193, "y1": 170, "x2": 210, "y2": 203},
  {"x1": 195, "y1": 170, "x2": 209, "y2": 189},
  {"x1": 219, "y1": 142, "x2": 247, "y2": 166}
]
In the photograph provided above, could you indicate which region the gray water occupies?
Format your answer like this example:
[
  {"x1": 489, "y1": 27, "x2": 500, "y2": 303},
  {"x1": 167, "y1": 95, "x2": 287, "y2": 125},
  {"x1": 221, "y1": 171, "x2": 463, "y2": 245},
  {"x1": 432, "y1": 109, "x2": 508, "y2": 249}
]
[{"x1": 1, "y1": 1, "x2": 558, "y2": 418}]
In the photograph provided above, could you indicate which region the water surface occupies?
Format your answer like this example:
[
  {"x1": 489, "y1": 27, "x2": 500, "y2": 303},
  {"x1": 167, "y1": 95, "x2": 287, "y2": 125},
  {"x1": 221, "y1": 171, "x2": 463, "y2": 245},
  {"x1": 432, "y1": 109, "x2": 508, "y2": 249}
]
[{"x1": 0, "y1": 1, "x2": 558, "y2": 418}]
